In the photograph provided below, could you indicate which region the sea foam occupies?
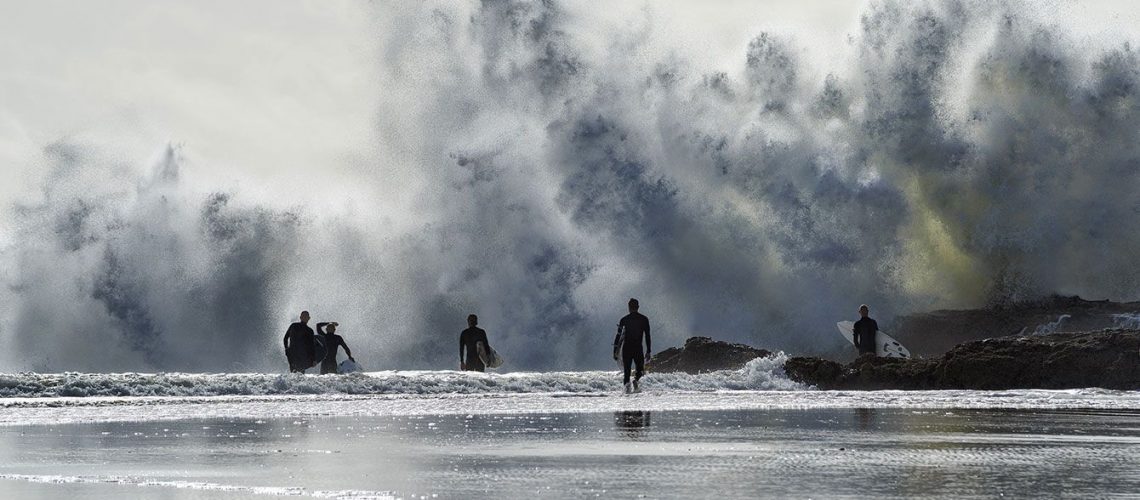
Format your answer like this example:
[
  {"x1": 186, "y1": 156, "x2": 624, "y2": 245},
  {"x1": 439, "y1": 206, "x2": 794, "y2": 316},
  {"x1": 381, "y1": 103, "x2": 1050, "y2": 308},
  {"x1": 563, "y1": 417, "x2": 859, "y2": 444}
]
[{"x1": 0, "y1": 353, "x2": 801, "y2": 398}]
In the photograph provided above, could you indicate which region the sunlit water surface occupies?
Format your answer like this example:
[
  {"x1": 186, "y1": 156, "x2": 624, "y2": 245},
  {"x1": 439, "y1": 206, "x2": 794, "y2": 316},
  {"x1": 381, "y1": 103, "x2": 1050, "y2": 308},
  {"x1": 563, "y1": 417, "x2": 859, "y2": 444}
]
[{"x1": 1, "y1": 388, "x2": 1139, "y2": 499}]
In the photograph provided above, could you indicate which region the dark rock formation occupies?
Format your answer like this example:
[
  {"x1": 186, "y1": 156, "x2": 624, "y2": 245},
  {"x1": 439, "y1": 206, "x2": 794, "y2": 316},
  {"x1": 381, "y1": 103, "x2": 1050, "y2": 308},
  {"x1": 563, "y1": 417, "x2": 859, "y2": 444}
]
[
  {"x1": 650, "y1": 336, "x2": 771, "y2": 374},
  {"x1": 891, "y1": 295, "x2": 1140, "y2": 357},
  {"x1": 786, "y1": 329, "x2": 1140, "y2": 390}
]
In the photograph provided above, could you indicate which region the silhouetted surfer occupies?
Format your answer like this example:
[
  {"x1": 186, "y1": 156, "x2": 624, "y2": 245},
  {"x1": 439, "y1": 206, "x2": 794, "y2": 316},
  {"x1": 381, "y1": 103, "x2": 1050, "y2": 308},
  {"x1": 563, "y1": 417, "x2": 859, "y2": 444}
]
[
  {"x1": 283, "y1": 311, "x2": 315, "y2": 373},
  {"x1": 316, "y1": 321, "x2": 355, "y2": 374},
  {"x1": 459, "y1": 314, "x2": 491, "y2": 372},
  {"x1": 615, "y1": 298, "x2": 652, "y2": 393},
  {"x1": 853, "y1": 304, "x2": 878, "y2": 356}
]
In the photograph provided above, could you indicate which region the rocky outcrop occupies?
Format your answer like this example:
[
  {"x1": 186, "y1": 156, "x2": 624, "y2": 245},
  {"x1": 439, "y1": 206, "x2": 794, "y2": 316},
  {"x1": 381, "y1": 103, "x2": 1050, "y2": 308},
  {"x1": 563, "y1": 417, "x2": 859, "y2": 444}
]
[
  {"x1": 785, "y1": 329, "x2": 1140, "y2": 390},
  {"x1": 891, "y1": 295, "x2": 1140, "y2": 357},
  {"x1": 650, "y1": 336, "x2": 771, "y2": 374}
]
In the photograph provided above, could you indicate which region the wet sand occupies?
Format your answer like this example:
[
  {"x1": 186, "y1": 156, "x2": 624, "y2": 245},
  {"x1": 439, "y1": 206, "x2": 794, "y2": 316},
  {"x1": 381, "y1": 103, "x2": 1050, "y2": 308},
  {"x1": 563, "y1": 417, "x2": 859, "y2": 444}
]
[{"x1": 2, "y1": 405, "x2": 1138, "y2": 498}]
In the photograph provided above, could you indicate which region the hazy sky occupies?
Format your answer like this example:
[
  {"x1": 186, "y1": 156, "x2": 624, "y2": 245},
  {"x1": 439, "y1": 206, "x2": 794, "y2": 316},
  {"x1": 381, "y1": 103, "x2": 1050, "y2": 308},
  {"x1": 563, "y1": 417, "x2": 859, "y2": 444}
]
[
  {"x1": 0, "y1": 0, "x2": 868, "y2": 248},
  {"x1": 2, "y1": 0, "x2": 1136, "y2": 211}
]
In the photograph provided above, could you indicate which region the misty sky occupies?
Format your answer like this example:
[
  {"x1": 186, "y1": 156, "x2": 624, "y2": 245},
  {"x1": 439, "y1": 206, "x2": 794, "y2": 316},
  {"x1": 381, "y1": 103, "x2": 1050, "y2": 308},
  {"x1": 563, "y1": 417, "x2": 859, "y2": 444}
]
[{"x1": 4, "y1": 1, "x2": 1135, "y2": 213}]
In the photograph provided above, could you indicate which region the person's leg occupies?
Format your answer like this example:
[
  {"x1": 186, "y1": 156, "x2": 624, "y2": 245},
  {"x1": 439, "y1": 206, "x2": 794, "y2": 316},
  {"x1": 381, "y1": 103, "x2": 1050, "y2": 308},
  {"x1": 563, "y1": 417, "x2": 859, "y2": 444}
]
[
  {"x1": 320, "y1": 361, "x2": 336, "y2": 374},
  {"x1": 466, "y1": 358, "x2": 485, "y2": 372},
  {"x1": 633, "y1": 350, "x2": 645, "y2": 382},
  {"x1": 622, "y1": 353, "x2": 633, "y2": 386}
]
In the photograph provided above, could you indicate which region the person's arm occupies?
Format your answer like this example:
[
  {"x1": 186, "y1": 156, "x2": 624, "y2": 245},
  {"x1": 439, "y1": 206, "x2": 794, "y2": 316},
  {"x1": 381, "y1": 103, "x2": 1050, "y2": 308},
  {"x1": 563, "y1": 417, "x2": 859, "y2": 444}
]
[
  {"x1": 316, "y1": 322, "x2": 329, "y2": 335},
  {"x1": 341, "y1": 337, "x2": 354, "y2": 361},
  {"x1": 644, "y1": 318, "x2": 652, "y2": 356},
  {"x1": 613, "y1": 320, "x2": 624, "y2": 359},
  {"x1": 283, "y1": 325, "x2": 291, "y2": 350},
  {"x1": 459, "y1": 331, "x2": 466, "y2": 370},
  {"x1": 852, "y1": 322, "x2": 859, "y2": 346}
]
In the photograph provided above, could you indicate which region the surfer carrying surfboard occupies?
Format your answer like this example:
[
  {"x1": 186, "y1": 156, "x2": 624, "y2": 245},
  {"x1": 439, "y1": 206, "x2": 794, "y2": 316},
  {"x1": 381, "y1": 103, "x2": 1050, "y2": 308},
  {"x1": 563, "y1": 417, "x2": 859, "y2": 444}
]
[
  {"x1": 615, "y1": 298, "x2": 652, "y2": 393},
  {"x1": 316, "y1": 322, "x2": 355, "y2": 374},
  {"x1": 459, "y1": 314, "x2": 492, "y2": 372},
  {"x1": 853, "y1": 304, "x2": 879, "y2": 356},
  {"x1": 283, "y1": 311, "x2": 316, "y2": 373}
]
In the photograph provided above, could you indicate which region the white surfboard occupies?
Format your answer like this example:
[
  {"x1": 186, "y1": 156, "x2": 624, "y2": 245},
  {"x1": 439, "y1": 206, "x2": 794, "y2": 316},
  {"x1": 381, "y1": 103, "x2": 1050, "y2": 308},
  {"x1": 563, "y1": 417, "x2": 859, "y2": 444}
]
[
  {"x1": 476, "y1": 341, "x2": 504, "y2": 369},
  {"x1": 337, "y1": 359, "x2": 363, "y2": 373},
  {"x1": 836, "y1": 321, "x2": 911, "y2": 358},
  {"x1": 613, "y1": 331, "x2": 624, "y2": 366}
]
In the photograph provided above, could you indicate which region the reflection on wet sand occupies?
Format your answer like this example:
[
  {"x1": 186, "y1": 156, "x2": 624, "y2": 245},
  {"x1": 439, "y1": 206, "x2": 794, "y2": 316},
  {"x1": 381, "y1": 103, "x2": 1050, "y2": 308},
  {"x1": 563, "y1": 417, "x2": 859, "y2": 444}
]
[
  {"x1": 854, "y1": 408, "x2": 878, "y2": 431},
  {"x1": 615, "y1": 411, "x2": 651, "y2": 438},
  {"x1": 1, "y1": 408, "x2": 1138, "y2": 499}
]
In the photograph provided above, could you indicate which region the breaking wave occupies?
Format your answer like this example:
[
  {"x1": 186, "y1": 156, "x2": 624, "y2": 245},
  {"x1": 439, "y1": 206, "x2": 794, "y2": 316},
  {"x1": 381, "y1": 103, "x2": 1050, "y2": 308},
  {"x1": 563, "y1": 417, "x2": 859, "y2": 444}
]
[
  {"x1": 1031, "y1": 314, "x2": 1073, "y2": 335},
  {"x1": 0, "y1": 354, "x2": 800, "y2": 398},
  {"x1": 1112, "y1": 313, "x2": 1140, "y2": 330}
]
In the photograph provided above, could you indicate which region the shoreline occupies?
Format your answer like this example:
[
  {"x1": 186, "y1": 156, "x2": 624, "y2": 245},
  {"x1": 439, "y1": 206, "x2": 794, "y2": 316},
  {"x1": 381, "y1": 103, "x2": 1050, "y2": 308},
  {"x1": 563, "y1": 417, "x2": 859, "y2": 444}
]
[{"x1": 3, "y1": 388, "x2": 1140, "y2": 427}]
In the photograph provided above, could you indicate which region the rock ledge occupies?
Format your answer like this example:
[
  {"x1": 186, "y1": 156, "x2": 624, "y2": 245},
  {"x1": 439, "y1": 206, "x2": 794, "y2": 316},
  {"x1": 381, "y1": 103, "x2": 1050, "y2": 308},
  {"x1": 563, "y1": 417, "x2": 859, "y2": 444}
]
[
  {"x1": 650, "y1": 337, "x2": 771, "y2": 374},
  {"x1": 785, "y1": 329, "x2": 1140, "y2": 390}
]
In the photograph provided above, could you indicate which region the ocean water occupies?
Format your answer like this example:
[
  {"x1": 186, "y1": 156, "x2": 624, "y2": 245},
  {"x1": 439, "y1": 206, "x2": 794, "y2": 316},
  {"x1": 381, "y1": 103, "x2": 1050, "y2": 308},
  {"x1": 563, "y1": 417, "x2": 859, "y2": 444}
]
[{"x1": 1, "y1": 362, "x2": 1139, "y2": 498}]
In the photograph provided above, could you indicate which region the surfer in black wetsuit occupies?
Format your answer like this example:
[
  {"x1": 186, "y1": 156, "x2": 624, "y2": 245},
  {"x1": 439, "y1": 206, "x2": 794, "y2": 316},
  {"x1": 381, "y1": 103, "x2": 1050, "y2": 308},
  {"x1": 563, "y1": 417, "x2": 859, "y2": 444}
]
[
  {"x1": 316, "y1": 322, "x2": 355, "y2": 374},
  {"x1": 615, "y1": 298, "x2": 651, "y2": 393},
  {"x1": 283, "y1": 311, "x2": 316, "y2": 373},
  {"x1": 459, "y1": 314, "x2": 490, "y2": 372},
  {"x1": 853, "y1": 304, "x2": 878, "y2": 356}
]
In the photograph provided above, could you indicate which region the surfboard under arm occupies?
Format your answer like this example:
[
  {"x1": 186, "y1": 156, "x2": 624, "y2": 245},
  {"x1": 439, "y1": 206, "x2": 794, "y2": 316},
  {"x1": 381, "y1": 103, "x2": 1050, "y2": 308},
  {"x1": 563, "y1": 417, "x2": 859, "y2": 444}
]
[
  {"x1": 476, "y1": 341, "x2": 504, "y2": 369},
  {"x1": 835, "y1": 321, "x2": 911, "y2": 359},
  {"x1": 311, "y1": 336, "x2": 328, "y2": 368}
]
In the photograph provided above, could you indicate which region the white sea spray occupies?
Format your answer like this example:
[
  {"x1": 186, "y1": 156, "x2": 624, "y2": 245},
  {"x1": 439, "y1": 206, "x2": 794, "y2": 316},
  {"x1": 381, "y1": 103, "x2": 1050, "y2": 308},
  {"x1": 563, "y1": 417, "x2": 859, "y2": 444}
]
[{"x1": 0, "y1": 353, "x2": 802, "y2": 398}]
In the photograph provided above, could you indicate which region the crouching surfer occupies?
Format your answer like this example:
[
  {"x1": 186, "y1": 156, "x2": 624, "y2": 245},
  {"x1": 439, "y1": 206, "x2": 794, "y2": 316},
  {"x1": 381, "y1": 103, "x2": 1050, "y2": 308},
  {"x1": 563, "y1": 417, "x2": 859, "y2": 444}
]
[
  {"x1": 615, "y1": 298, "x2": 652, "y2": 393},
  {"x1": 459, "y1": 314, "x2": 491, "y2": 372},
  {"x1": 853, "y1": 304, "x2": 878, "y2": 356},
  {"x1": 316, "y1": 321, "x2": 355, "y2": 374},
  {"x1": 283, "y1": 311, "x2": 316, "y2": 373}
]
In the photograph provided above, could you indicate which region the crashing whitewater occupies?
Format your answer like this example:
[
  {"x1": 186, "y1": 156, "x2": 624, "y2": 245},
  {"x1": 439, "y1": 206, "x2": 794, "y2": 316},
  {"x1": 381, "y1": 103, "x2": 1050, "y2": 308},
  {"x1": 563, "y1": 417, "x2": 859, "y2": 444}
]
[
  {"x1": 3, "y1": 1, "x2": 1140, "y2": 374},
  {"x1": 0, "y1": 354, "x2": 798, "y2": 398}
]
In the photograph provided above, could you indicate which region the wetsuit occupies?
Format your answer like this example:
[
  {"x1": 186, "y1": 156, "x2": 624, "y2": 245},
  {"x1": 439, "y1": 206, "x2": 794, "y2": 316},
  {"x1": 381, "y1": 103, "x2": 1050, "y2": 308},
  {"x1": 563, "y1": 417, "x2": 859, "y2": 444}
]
[
  {"x1": 283, "y1": 321, "x2": 315, "y2": 373},
  {"x1": 616, "y1": 312, "x2": 651, "y2": 385},
  {"x1": 459, "y1": 327, "x2": 490, "y2": 372},
  {"x1": 853, "y1": 317, "x2": 878, "y2": 356},
  {"x1": 316, "y1": 323, "x2": 353, "y2": 374}
]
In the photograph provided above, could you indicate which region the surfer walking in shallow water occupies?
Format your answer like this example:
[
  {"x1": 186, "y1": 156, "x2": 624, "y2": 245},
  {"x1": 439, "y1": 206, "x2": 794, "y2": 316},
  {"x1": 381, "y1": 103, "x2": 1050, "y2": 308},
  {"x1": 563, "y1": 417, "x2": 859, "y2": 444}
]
[
  {"x1": 283, "y1": 311, "x2": 316, "y2": 373},
  {"x1": 853, "y1": 304, "x2": 878, "y2": 356},
  {"x1": 316, "y1": 321, "x2": 355, "y2": 374},
  {"x1": 459, "y1": 314, "x2": 491, "y2": 372},
  {"x1": 615, "y1": 298, "x2": 652, "y2": 393}
]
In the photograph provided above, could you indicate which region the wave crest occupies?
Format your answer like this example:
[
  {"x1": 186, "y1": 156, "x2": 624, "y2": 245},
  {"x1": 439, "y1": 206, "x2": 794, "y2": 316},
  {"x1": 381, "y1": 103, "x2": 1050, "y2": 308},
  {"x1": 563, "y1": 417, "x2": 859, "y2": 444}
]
[{"x1": 0, "y1": 353, "x2": 801, "y2": 398}]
